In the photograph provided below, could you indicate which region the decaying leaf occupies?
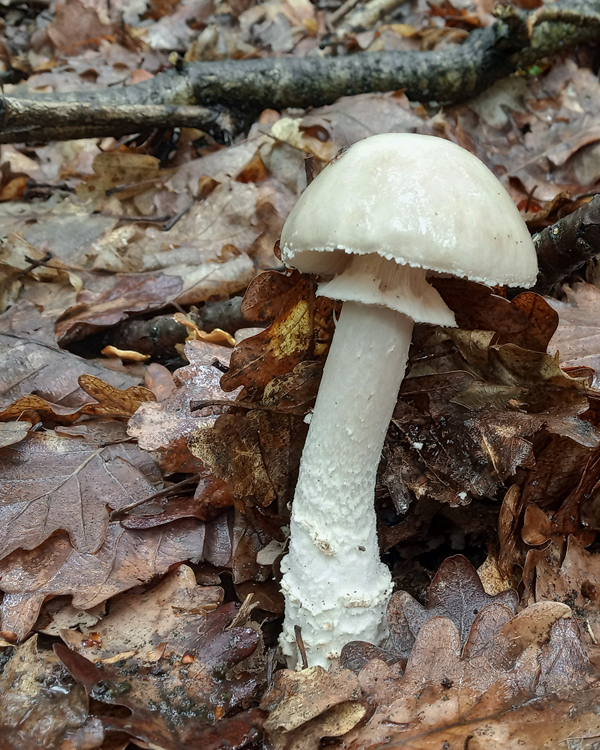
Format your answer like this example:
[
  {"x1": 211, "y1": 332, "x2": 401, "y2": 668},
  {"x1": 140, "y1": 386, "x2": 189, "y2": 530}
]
[
  {"x1": 0, "y1": 301, "x2": 140, "y2": 411},
  {"x1": 220, "y1": 270, "x2": 336, "y2": 392},
  {"x1": 383, "y1": 290, "x2": 598, "y2": 509},
  {"x1": 256, "y1": 557, "x2": 600, "y2": 750},
  {"x1": 190, "y1": 411, "x2": 277, "y2": 507},
  {"x1": 330, "y1": 558, "x2": 597, "y2": 750},
  {"x1": 0, "y1": 422, "x2": 29, "y2": 448},
  {"x1": 386, "y1": 555, "x2": 519, "y2": 658},
  {"x1": 547, "y1": 282, "x2": 600, "y2": 388},
  {"x1": 56, "y1": 601, "x2": 265, "y2": 750},
  {"x1": 0, "y1": 635, "x2": 96, "y2": 750},
  {"x1": 128, "y1": 342, "x2": 239, "y2": 472},
  {"x1": 261, "y1": 666, "x2": 365, "y2": 750},
  {"x1": 533, "y1": 534, "x2": 600, "y2": 652},
  {"x1": 55, "y1": 272, "x2": 183, "y2": 346}
]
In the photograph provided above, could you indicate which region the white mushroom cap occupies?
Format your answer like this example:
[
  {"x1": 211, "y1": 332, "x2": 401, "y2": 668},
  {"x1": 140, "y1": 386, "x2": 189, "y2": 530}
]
[{"x1": 281, "y1": 133, "x2": 538, "y2": 289}]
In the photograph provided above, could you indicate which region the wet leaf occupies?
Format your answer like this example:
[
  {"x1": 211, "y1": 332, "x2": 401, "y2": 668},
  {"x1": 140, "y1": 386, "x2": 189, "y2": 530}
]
[
  {"x1": 0, "y1": 636, "x2": 96, "y2": 750},
  {"x1": 0, "y1": 301, "x2": 140, "y2": 411},
  {"x1": 386, "y1": 555, "x2": 518, "y2": 658},
  {"x1": 56, "y1": 601, "x2": 264, "y2": 750},
  {"x1": 59, "y1": 564, "x2": 224, "y2": 661},
  {"x1": 547, "y1": 282, "x2": 600, "y2": 388},
  {"x1": 191, "y1": 411, "x2": 276, "y2": 506},
  {"x1": 332, "y1": 559, "x2": 597, "y2": 750}
]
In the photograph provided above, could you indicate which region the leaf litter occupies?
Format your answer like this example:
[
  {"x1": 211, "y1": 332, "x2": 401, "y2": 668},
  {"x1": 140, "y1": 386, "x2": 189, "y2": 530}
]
[{"x1": 4, "y1": 0, "x2": 600, "y2": 746}]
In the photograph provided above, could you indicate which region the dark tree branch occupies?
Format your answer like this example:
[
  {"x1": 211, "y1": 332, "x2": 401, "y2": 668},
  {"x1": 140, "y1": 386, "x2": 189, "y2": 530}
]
[
  {"x1": 0, "y1": 0, "x2": 598, "y2": 143},
  {"x1": 0, "y1": 98, "x2": 235, "y2": 144},
  {"x1": 532, "y1": 196, "x2": 600, "y2": 294}
]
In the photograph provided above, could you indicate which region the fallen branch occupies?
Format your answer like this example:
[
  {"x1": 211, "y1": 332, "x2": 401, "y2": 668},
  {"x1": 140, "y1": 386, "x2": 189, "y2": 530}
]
[
  {"x1": 0, "y1": 98, "x2": 235, "y2": 144},
  {"x1": 0, "y1": 0, "x2": 598, "y2": 143},
  {"x1": 532, "y1": 196, "x2": 600, "y2": 294}
]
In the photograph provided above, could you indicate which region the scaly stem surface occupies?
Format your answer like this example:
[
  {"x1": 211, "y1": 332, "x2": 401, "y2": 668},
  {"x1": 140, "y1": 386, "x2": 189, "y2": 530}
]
[{"x1": 279, "y1": 301, "x2": 413, "y2": 668}]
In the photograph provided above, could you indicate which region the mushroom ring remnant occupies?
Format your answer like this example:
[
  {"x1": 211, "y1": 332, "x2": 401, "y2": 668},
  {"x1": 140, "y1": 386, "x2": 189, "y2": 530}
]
[{"x1": 278, "y1": 133, "x2": 539, "y2": 669}]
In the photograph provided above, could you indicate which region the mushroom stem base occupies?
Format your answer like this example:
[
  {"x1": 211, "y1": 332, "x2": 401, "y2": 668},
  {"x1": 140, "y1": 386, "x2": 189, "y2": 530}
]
[{"x1": 279, "y1": 301, "x2": 414, "y2": 669}]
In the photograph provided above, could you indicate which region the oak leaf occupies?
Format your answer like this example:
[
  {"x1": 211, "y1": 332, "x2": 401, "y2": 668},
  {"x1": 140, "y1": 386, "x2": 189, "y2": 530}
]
[
  {"x1": 0, "y1": 430, "x2": 160, "y2": 559},
  {"x1": 220, "y1": 270, "x2": 336, "y2": 392},
  {"x1": 0, "y1": 517, "x2": 210, "y2": 641},
  {"x1": 56, "y1": 601, "x2": 265, "y2": 750}
]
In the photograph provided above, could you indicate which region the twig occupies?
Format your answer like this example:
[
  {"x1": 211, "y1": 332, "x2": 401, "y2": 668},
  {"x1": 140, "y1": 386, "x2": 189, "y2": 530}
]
[
  {"x1": 15, "y1": 251, "x2": 52, "y2": 279},
  {"x1": 161, "y1": 201, "x2": 194, "y2": 232},
  {"x1": 1, "y1": 0, "x2": 599, "y2": 144},
  {"x1": 227, "y1": 594, "x2": 259, "y2": 629},
  {"x1": 324, "y1": 0, "x2": 408, "y2": 45},
  {"x1": 294, "y1": 625, "x2": 309, "y2": 669},
  {"x1": 327, "y1": 0, "x2": 361, "y2": 27},
  {"x1": 532, "y1": 195, "x2": 600, "y2": 294},
  {"x1": 305, "y1": 154, "x2": 315, "y2": 185},
  {"x1": 190, "y1": 398, "x2": 306, "y2": 416},
  {"x1": 110, "y1": 474, "x2": 199, "y2": 519}
]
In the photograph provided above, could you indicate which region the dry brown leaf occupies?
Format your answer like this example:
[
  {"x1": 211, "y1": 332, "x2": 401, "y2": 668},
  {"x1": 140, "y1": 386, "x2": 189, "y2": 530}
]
[
  {"x1": 533, "y1": 534, "x2": 600, "y2": 650},
  {"x1": 0, "y1": 301, "x2": 140, "y2": 411},
  {"x1": 384, "y1": 322, "x2": 598, "y2": 510},
  {"x1": 76, "y1": 152, "x2": 164, "y2": 205},
  {"x1": 450, "y1": 60, "x2": 600, "y2": 201},
  {"x1": 261, "y1": 665, "x2": 365, "y2": 750},
  {"x1": 0, "y1": 377, "x2": 156, "y2": 423},
  {"x1": 60, "y1": 564, "x2": 224, "y2": 661},
  {"x1": 221, "y1": 270, "x2": 336, "y2": 392},
  {"x1": 48, "y1": 0, "x2": 121, "y2": 54},
  {"x1": 77, "y1": 374, "x2": 156, "y2": 417},
  {"x1": 0, "y1": 422, "x2": 29, "y2": 448},
  {"x1": 0, "y1": 430, "x2": 160, "y2": 559},
  {"x1": 120, "y1": 473, "x2": 233, "y2": 526},
  {"x1": 128, "y1": 345, "x2": 239, "y2": 472},
  {"x1": 55, "y1": 272, "x2": 183, "y2": 346},
  {"x1": 0, "y1": 517, "x2": 209, "y2": 641}
]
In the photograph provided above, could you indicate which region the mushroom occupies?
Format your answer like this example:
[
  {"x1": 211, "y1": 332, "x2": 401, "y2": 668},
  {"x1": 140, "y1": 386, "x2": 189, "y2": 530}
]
[{"x1": 278, "y1": 133, "x2": 538, "y2": 669}]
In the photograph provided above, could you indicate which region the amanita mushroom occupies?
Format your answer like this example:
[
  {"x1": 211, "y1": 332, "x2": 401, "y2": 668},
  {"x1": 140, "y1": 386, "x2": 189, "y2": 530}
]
[{"x1": 278, "y1": 133, "x2": 538, "y2": 669}]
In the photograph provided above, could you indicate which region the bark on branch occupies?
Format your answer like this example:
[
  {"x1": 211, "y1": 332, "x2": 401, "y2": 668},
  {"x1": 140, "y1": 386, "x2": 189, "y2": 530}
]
[
  {"x1": 0, "y1": 0, "x2": 598, "y2": 143},
  {"x1": 533, "y1": 196, "x2": 600, "y2": 294},
  {"x1": 0, "y1": 99, "x2": 235, "y2": 144}
]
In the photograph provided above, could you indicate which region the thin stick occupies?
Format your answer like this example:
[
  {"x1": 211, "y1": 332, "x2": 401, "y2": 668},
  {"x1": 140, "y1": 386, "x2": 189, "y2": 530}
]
[
  {"x1": 190, "y1": 398, "x2": 306, "y2": 416},
  {"x1": 110, "y1": 475, "x2": 199, "y2": 519},
  {"x1": 294, "y1": 625, "x2": 309, "y2": 669}
]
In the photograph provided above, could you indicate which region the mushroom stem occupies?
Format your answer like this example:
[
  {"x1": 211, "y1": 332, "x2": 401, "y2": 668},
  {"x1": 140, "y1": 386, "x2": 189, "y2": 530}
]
[{"x1": 279, "y1": 300, "x2": 413, "y2": 668}]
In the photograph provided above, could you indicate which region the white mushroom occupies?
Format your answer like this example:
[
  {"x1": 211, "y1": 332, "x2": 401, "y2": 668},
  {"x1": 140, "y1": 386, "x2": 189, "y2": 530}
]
[{"x1": 278, "y1": 133, "x2": 538, "y2": 669}]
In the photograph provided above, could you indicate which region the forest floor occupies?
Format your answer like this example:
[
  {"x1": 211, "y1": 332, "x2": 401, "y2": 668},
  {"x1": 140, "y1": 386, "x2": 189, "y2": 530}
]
[{"x1": 2, "y1": 0, "x2": 600, "y2": 746}]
